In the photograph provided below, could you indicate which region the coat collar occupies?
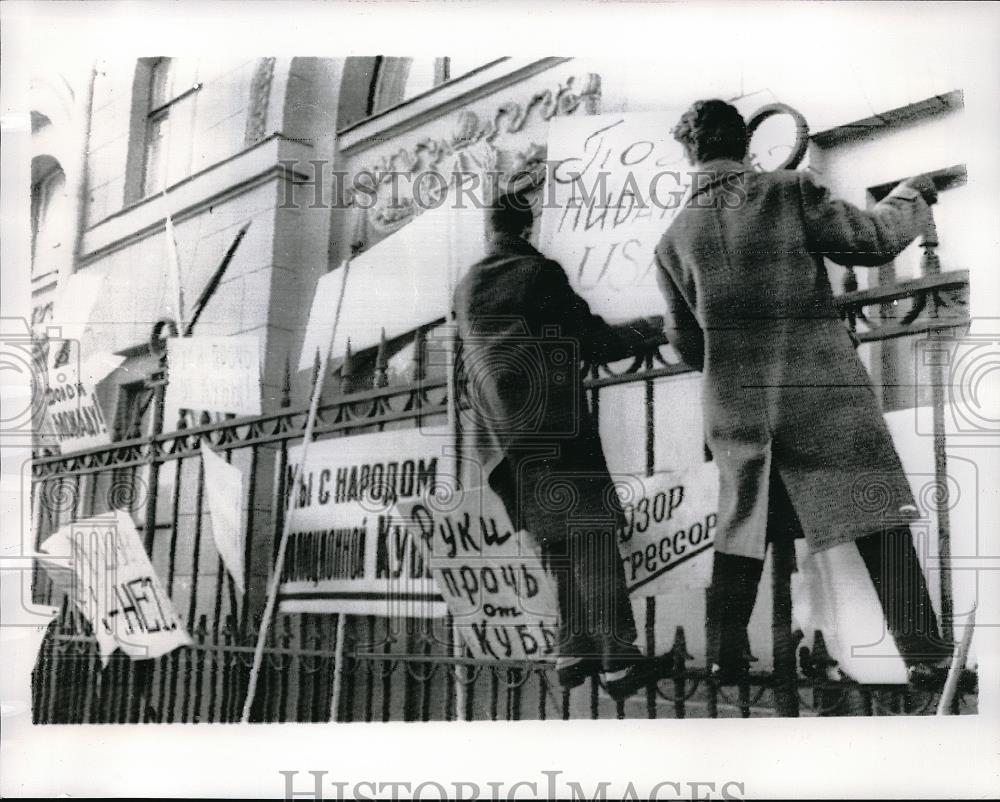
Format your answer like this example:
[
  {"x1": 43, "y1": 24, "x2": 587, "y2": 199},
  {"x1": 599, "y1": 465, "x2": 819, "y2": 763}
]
[
  {"x1": 688, "y1": 158, "x2": 751, "y2": 202},
  {"x1": 486, "y1": 232, "x2": 542, "y2": 258}
]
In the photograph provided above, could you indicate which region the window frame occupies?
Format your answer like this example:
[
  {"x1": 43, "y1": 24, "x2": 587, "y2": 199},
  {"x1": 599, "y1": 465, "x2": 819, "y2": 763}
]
[{"x1": 139, "y1": 58, "x2": 203, "y2": 199}]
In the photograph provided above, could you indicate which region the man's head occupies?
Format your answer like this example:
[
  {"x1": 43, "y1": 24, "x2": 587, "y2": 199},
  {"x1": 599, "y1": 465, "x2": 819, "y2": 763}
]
[
  {"x1": 486, "y1": 191, "x2": 534, "y2": 242},
  {"x1": 672, "y1": 99, "x2": 749, "y2": 166}
]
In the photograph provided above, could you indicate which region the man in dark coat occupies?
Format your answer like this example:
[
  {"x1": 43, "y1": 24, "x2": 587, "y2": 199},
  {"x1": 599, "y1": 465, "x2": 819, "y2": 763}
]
[
  {"x1": 453, "y1": 192, "x2": 667, "y2": 697},
  {"x1": 654, "y1": 99, "x2": 950, "y2": 684}
]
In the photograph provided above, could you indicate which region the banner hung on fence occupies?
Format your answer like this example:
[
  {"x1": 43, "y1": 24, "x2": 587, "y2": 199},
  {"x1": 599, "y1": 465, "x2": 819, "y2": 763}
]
[
  {"x1": 43, "y1": 342, "x2": 125, "y2": 452},
  {"x1": 539, "y1": 111, "x2": 690, "y2": 320},
  {"x1": 277, "y1": 426, "x2": 452, "y2": 618},
  {"x1": 38, "y1": 510, "x2": 191, "y2": 666},
  {"x1": 165, "y1": 333, "x2": 262, "y2": 418},
  {"x1": 396, "y1": 486, "x2": 560, "y2": 661},
  {"x1": 614, "y1": 461, "x2": 719, "y2": 594},
  {"x1": 200, "y1": 443, "x2": 246, "y2": 593}
]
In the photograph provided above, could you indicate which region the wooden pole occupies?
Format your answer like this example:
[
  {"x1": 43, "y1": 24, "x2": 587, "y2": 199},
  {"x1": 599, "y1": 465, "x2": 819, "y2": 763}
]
[
  {"x1": 936, "y1": 602, "x2": 975, "y2": 715},
  {"x1": 240, "y1": 259, "x2": 351, "y2": 722},
  {"x1": 329, "y1": 613, "x2": 347, "y2": 722}
]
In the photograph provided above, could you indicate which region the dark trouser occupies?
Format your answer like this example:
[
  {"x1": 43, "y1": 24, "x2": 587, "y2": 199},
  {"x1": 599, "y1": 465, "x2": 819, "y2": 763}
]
[
  {"x1": 491, "y1": 459, "x2": 640, "y2": 671},
  {"x1": 707, "y1": 470, "x2": 950, "y2": 672}
]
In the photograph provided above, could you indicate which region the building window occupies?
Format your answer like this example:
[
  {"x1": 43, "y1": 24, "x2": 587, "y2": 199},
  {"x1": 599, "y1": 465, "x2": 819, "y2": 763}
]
[
  {"x1": 30, "y1": 164, "x2": 69, "y2": 280},
  {"x1": 123, "y1": 58, "x2": 202, "y2": 204},
  {"x1": 370, "y1": 57, "x2": 497, "y2": 116},
  {"x1": 142, "y1": 58, "x2": 175, "y2": 197}
]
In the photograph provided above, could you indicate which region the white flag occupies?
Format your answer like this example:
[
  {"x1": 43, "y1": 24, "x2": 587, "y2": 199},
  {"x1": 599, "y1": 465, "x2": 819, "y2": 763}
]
[
  {"x1": 164, "y1": 214, "x2": 186, "y2": 331},
  {"x1": 200, "y1": 443, "x2": 246, "y2": 593}
]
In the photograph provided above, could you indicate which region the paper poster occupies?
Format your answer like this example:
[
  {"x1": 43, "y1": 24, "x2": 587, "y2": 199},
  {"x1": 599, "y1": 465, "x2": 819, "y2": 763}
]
[
  {"x1": 396, "y1": 485, "x2": 560, "y2": 661},
  {"x1": 38, "y1": 510, "x2": 191, "y2": 665},
  {"x1": 331, "y1": 190, "x2": 487, "y2": 358},
  {"x1": 201, "y1": 443, "x2": 246, "y2": 593},
  {"x1": 277, "y1": 426, "x2": 452, "y2": 618},
  {"x1": 165, "y1": 333, "x2": 262, "y2": 417},
  {"x1": 614, "y1": 462, "x2": 719, "y2": 594},
  {"x1": 540, "y1": 111, "x2": 690, "y2": 319},
  {"x1": 43, "y1": 342, "x2": 125, "y2": 452}
]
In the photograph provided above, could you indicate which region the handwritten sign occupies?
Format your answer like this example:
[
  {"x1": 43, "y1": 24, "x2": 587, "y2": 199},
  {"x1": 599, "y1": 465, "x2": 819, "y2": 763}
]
[
  {"x1": 44, "y1": 343, "x2": 124, "y2": 452},
  {"x1": 166, "y1": 334, "x2": 262, "y2": 417},
  {"x1": 397, "y1": 486, "x2": 560, "y2": 661},
  {"x1": 38, "y1": 510, "x2": 191, "y2": 665},
  {"x1": 277, "y1": 426, "x2": 451, "y2": 618},
  {"x1": 615, "y1": 462, "x2": 719, "y2": 594},
  {"x1": 540, "y1": 111, "x2": 690, "y2": 319}
]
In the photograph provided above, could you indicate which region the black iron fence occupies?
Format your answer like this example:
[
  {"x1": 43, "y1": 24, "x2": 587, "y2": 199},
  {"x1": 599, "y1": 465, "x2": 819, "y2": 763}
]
[{"x1": 31, "y1": 229, "x2": 974, "y2": 722}]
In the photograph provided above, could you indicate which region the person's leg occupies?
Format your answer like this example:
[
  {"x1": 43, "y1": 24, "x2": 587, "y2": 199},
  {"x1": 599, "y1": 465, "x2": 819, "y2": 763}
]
[
  {"x1": 705, "y1": 551, "x2": 764, "y2": 678},
  {"x1": 854, "y1": 526, "x2": 951, "y2": 668},
  {"x1": 565, "y1": 523, "x2": 641, "y2": 673}
]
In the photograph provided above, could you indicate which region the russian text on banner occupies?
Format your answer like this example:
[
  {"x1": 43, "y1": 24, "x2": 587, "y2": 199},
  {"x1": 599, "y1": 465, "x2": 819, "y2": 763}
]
[{"x1": 38, "y1": 510, "x2": 191, "y2": 665}]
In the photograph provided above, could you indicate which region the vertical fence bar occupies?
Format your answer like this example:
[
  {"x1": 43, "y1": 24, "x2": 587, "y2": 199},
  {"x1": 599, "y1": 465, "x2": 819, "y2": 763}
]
[{"x1": 771, "y1": 532, "x2": 799, "y2": 717}]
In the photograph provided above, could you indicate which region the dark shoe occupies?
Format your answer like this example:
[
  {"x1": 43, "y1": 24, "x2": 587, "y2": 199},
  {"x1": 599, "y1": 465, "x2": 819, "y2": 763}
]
[
  {"x1": 556, "y1": 657, "x2": 598, "y2": 691},
  {"x1": 907, "y1": 661, "x2": 977, "y2": 695},
  {"x1": 600, "y1": 653, "x2": 673, "y2": 702}
]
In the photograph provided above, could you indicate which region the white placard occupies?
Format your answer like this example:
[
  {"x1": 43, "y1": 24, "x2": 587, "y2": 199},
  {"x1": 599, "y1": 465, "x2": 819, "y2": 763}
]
[
  {"x1": 201, "y1": 443, "x2": 246, "y2": 593},
  {"x1": 298, "y1": 263, "x2": 347, "y2": 372},
  {"x1": 540, "y1": 111, "x2": 690, "y2": 319},
  {"x1": 397, "y1": 486, "x2": 560, "y2": 661},
  {"x1": 165, "y1": 334, "x2": 262, "y2": 417},
  {"x1": 43, "y1": 343, "x2": 125, "y2": 452},
  {"x1": 330, "y1": 191, "x2": 487, "y2": 358},
  {"x1": 615, "y1": 462, "x2": 719, "y2": 594},
  {"x1": 277, "y1": 426, "x2": 451, "y2": 617},
  {"x1": 38, "y1": 510, "x2": 191, "y2": 666}
]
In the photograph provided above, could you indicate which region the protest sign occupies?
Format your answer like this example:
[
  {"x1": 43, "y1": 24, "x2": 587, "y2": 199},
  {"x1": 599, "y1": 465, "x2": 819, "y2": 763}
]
[
  {"x1": 540, "y1": 111, "x2": 690, "y2": 319},
  {"x1": 614, "y1": 462, "x2": 719, "y2": 594},
  {"x1": 396, "y1": 485, "x2": 560, "y2": 662},
  {"x1": 44, "y1": 343, "x2": 125, "y2": 452},
  {"x1": 277, "y1": 426, "x2": 451, "y2": 618},
  {"x1": 165, "y1": 333, "x2": 262, "y2": 417},
  {"x1": 201, "y1": 443, "x2": 246, "y2": 593},
  {"x1": 330, "y1": 190, "x2": 487, "y2": 358},
  {"x1": 38, "y1": 510, "x2": 191, "y2": 665}
]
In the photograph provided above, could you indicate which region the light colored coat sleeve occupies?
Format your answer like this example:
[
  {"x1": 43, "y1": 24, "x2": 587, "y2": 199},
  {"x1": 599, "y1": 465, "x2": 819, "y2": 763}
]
[{"x1": 799, "y1": 174, "x2": 930, "y2": 267}]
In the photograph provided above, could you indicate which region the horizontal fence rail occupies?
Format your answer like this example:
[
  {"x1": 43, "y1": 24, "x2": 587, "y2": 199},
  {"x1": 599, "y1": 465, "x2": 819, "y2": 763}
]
[{"x1": 31, "y1": 264, "x2": 974, "y2": 722}]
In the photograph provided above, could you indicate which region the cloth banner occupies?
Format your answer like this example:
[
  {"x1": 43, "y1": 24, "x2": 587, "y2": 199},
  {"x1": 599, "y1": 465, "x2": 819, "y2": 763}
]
[
  {"x1": 396, "y1": 485, "x2": 560, "y2": 661},
  {"x1": 200, "y1": 443, "x2": 246, "y2": 593},
  {"x1": 539, "y1": 111, "x2": 690, "y2": 320},
  {"x1": 277, "y1": 426, "x2": 451, "y2": 617},
  {"x1": 165, "y1": 334, "x2": 262, "y2": 418},
  {"x1": 38, "y1": 510, "x2": 191, "y2": 666}
]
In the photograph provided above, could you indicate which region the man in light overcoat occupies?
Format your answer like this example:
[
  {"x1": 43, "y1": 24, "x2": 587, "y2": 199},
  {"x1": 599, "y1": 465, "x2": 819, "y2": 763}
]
[{"x1": 655, "y1": 99, "x2": 950, "y2": 685}]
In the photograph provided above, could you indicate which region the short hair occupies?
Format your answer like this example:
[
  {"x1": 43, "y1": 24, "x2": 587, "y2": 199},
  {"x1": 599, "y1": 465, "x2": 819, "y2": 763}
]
[
  {"x1": 671, "y1": 99, "x2": 749, "y2": 164},
  {"x1": 487, "y1": 192, "x2": 534, "y2": 236}
]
